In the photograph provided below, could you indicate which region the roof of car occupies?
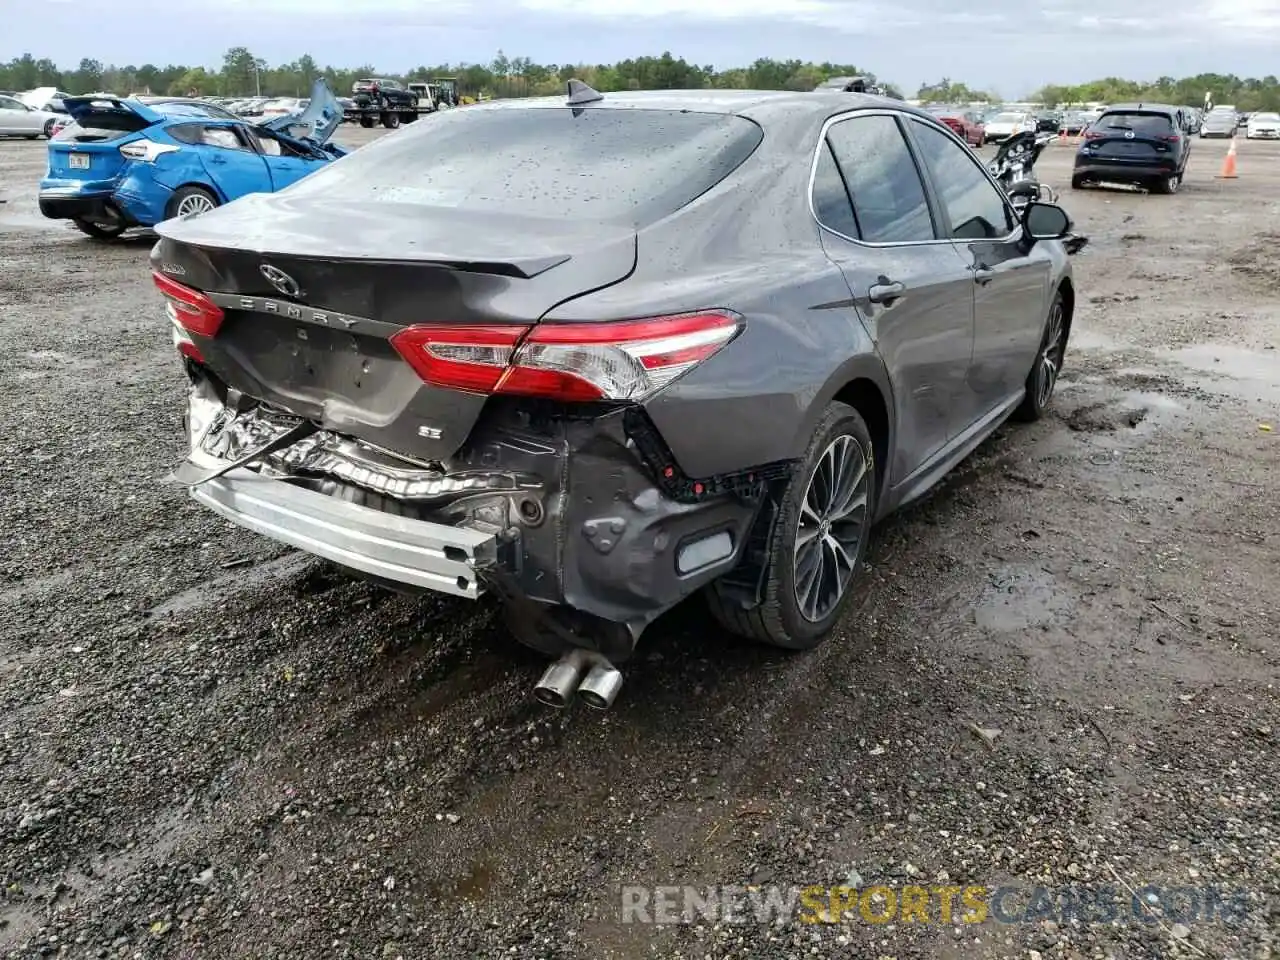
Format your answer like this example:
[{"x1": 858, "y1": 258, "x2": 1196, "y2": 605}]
[
  {"x1": 1104, "y1": 102, "x2": 1180, "y2": 114},
  {"x1": 463, "y1": 88, "x2": 926, "y2": 123}
]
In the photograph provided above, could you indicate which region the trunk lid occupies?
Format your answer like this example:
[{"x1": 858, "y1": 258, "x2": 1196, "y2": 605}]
[
  {"x1": 153, "y1": 196, "x2": 637, "y2": 460},
  {"x1": 61, "y1": 95, "x2": 165, "y2": 129},
  {"x1": 18, "y1": 86, "x2": 57, "y2": 110}
]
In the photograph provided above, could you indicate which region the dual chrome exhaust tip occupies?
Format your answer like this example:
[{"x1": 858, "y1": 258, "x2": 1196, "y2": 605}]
[{"x1": 533, "y1": 649, "x2": 624, "y2": 710}]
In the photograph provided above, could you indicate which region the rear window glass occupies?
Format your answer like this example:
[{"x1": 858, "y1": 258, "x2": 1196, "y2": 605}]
[
  {"x1": 286, "y1": 107, "x2": 765, "y2": 225},
  {"x1": 53, "y1": 117, "x2": 146, "y2": 141},
  {"x1": 1096, "y1": 112, "x2": 1174, "y2": 135}
]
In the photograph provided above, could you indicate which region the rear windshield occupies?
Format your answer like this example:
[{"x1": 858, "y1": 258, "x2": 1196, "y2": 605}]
[
  {"x1": 287, "y1": 107, "x2": 765, "y2": 225},
  {"x1": 53, "y1": 115, "x2": 148, "y2": 141},
  {"x1": 1095, "y1": 111, "x2": 1174, "y2": 135}
]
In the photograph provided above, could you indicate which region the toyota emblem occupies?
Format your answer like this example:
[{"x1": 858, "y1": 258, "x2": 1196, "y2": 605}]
[{"x1": 259, "y1": 264, "x2": 301, "y2": 298}]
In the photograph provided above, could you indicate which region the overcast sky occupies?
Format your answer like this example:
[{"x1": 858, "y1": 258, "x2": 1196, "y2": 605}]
[{"x1": 14, "y1": 0, "x2": 1280, "y2": 97}]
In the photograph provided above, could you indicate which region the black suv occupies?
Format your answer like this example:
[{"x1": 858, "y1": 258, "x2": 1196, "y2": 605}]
[
  {"x1": 351, "y1": 78, "x2": 417, "y2": 109},
  {"x1": 1072, "y1": 103, "x2": 1190, "y2": 195}
]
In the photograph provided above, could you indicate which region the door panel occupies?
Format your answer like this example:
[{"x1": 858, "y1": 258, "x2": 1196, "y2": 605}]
[
  {"x1": 904, "y1": 117, "x2": 1051, "y2": 419},
  {"x1": 242, "y1": 127, "x2": 325, "y2": 190},
  {"x1": 263, "y1": 154, "x2": 323, "y2": 190},
  {"x1": 193, "y1": 124, "x2": 271, "y2": 201},
  {"x1": 816, "y1": 116, "x2": 977, "y2": 483}
]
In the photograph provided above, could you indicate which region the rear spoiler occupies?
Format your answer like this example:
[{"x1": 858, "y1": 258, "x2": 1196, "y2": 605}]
[{"x1": 62, "y1": 96, "x2": 164, "y2": 126}]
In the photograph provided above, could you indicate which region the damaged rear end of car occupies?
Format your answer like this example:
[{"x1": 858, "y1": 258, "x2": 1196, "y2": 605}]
[{"x1": 153, "y1": 92, "x2": 779, "y2": 708}]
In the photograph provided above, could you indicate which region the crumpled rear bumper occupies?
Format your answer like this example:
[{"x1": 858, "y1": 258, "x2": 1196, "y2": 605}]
[
  {"x1": 187, "y1": 456, "x2": 496, "y2": 599},
  {"x1": 172, "y1": 374, "x2": 774, "y2": 646}
]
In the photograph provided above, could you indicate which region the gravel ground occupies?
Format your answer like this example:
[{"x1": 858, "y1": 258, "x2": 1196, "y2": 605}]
[{"x1": 1, "y1": 125, "x2": 1277, "y2": 960}]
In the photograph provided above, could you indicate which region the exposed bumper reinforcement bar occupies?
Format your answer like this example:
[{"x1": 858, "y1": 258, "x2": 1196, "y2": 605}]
[{"x1": 188, "y1": 464, "x2": 498, "y2": 599}]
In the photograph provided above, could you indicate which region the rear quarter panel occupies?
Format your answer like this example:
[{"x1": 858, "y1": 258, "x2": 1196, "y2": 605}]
[{"x1": 541, "y1": 115, "x2": 893, "y2": 480}]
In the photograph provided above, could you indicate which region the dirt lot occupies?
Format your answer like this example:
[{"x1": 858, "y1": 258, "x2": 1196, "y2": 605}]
[{"x1": 1, "y1": 124, "x2": 1277, "y2": 960}]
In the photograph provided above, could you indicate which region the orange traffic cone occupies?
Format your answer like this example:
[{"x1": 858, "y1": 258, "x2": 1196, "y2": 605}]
[{"x1": 1217, "y1": 136, "x2": 1238, "y2": 179}]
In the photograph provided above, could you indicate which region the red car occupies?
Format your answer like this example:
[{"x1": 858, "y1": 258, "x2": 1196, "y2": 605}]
[{"x1": 930, "y1": 109, "x2": 987, "y2": 147}]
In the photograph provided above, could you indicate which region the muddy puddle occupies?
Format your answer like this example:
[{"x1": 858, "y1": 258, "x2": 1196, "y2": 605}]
[
  {"x1": 1160, "y1": 343, "x2": 1280, "y2": 404},
  {"x1": 973, "y1": 566, "x2": 1074, "y2": 631}
]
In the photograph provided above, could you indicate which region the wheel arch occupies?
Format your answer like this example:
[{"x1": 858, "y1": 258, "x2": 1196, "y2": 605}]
[
  {"x1": 164, "y1": 181, "x2": 224, "y2": 219},
  {"x1": 801, "y1": 355, "x2": 897, "y2": 509},
  {"x1": 1057, "y1": 275, "x2": 1075, "y2": 340}
]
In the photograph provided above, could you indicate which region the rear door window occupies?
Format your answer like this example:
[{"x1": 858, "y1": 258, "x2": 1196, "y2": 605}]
[
  {"x1": 811, "y1": 141, "x2": 860, "y2": 239},
  {"x1": 199, "y1": 125, "x2": 252, "y2": 151},
  {"x1": 285, "y1": 107, "x2": 764, "y2": 227},
  {"x1": 1095, "y1": 111, "x2": 1175, "y2": 136},
  {"x1": 825, "y1": 113, "x2": 935, "y2": 243}
]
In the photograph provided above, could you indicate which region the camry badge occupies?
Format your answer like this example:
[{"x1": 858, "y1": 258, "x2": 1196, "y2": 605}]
[{"x1": 260, "y1": 264, "x2": 302, "y2": 298}]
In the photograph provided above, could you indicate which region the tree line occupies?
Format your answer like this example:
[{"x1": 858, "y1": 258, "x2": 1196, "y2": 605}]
[
  {"x1": 4, "y1": 50, "x2": 1280, "y2": 112},
  {"x1": 1034, "y1": 74, "x2": 1280, "y2": 112},
  {"x1": 0, "y1": 49, "x2": 891, "y2": 100}
]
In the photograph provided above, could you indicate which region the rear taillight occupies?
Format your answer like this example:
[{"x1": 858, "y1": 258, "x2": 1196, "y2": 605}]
[
  {"x1": 1163, "y1": 134, "x2": 1180, "y2": 142},
  {"x1": 153, "y1": 271, "x2": 224, "y2": 338},
  {"x1": 119, "y1": 138, "x2": 180, "y2": 163},
  {"x1": 390, "y1": 312, "x2": 742, "y2": 402}
]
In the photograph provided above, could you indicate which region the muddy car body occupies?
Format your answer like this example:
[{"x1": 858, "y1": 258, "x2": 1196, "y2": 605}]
[{"x1": 152, "y1": 85, "x2": 1077, "y2": 707}]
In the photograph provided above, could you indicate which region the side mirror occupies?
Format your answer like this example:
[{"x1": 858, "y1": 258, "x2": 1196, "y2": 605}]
[{"x1": 1023, "y1": 201, "x2": 1071, "y2": 240}]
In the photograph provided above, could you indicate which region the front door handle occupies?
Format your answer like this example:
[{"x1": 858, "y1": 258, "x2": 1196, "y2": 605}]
[
  {"x1": 973, "y1": 266, "x2": 995, "y2": 285},
  {"x1": 867, "y1": 279, "x2": 905, "y2": 303}
]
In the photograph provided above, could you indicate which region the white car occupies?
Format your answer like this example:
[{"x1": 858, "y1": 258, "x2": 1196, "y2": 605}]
[
  {"x1": 1246, "y1": 111, "x2": 1279, "y2": 139},
  {"x1": 982, "y1": 111, "x2": 1034, "y2": 143},
  {"x1": 0, "y1": 93, "x2": 62, "y2": 138},
  {"x1": 255, "y1": 97, "x2": 305, "y2": 122},
  {"x1": 17, "y1": 86, "x2": 71, "y2": 114}
]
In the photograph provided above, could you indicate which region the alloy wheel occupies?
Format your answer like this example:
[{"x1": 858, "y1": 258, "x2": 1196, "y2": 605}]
[
  {"x1": 793, "y1": 435, "x2": 870, "y2": 622},
  {"x1": 176, "y1": 193, "x2": 215, "y2": 217},
  {"x1": 1036, "y1": 299, "x2": 1066, "y2": 408}
]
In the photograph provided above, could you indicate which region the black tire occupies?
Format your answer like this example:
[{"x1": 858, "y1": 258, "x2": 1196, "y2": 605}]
[
  {"x1": 1014, "y1": 290, "x2": 1067, "y2": 422},
  {"x1": 707, "y1": 401, "x2": 876, "y2": 649},
  {"x1": 1152, "y1": 173, "x2": 1180, "y2": 195},
  {"x1": 376, "y1": 95, "x2": 389, "y2": 110},
  {"x1": 360, "y1": 116, "x2": 375, "y2": 128},
  {"x1": 382, "y1": 111, "x2": 400, "y2": 129},
  {"x1": 73, "y1": 217, "x2": 127, "y2": 240},
  {"x1": 1070, "y1": 175, "x2": 1085, "y2": 189},
  {"x1": 43, "y1": 118, "x2": 56, "y2": 138},
  {"x1": 165, "y1": 185, "x2": 218, "y2": 220}
]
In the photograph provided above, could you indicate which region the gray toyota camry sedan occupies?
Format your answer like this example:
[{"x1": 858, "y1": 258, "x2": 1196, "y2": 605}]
[{"x1": 151, "y1": 82, "x2": 1078, "y2": 709}]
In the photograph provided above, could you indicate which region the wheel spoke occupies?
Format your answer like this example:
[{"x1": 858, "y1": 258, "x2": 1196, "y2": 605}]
[
  {"x1": 791, "y1": 431, "x2": 872, "y2": 623},
  {"x1": 829, "y1": 456, "x2": 868, "y2": 520}
]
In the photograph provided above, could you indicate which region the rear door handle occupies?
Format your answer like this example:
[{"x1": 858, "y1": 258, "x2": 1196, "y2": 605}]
[
  {"x1": 209, "y1": 156, "x2": 227, "y2": 165},
  {"x1": 867, "y1": 280, "x2": 905, "y2": 303},
  {"x1": 973, "y1": 267, "x2": 994, "y2": 285}
]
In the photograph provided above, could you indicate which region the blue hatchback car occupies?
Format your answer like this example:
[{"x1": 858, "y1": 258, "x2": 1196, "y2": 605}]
[{"x1": 39, "y1": 79, "x2": 346, "y2": 239}]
